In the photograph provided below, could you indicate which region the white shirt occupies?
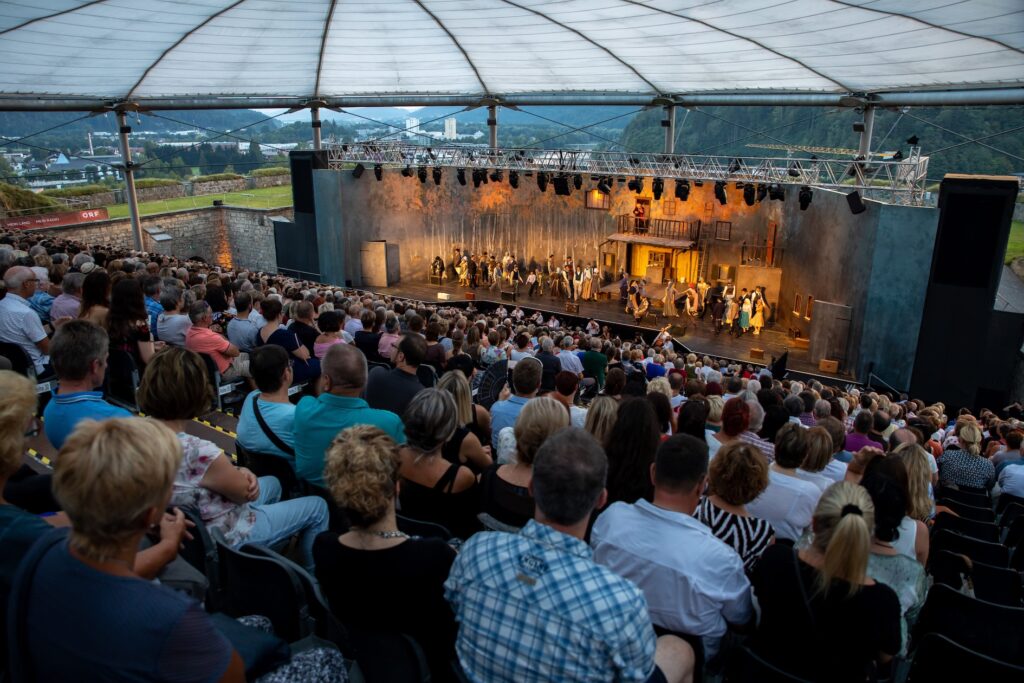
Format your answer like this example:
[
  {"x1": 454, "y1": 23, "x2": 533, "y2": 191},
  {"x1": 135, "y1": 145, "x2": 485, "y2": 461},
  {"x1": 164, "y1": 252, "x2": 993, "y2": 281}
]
[
  {"x1": 706, "y1": 430, "x2": 723, "y2": 460},
  {"x1": 0, "y1": 293, "x2": 49, "y2": 373},
  {"x1": 999, "y1": 464, "x2": 1024, "y2": 498},
  {"x1": 558, "y1": 350, "x2": 584, "y2": 375},
  {"x1": 746, "y1": 468, "x2": 821, "y2": 541},
  {"x1": 569, "y1": 405, "x2": 587, "y2": 428},
  {"x1": 592, "y1": 500, "x2": 752, "y2": 660},
  {"x1": 343, "y1": 317, "x2": 363, "y2": 337},
  {"x1": 891, "y1": 516, "x2": 918, "y2": 560},
  {"x1": 821, "y1": 458, "x2": 848, "y2": 483},
  {"x1": 796, "y1": 469, "x2": 833, "y2": 493}
]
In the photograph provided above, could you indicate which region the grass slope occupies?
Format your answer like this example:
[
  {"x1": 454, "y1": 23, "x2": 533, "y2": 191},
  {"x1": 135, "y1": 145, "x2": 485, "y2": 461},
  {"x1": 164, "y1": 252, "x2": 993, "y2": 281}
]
[{"x1": 105, "y1": 185, "x2": 292, "y2": 218}]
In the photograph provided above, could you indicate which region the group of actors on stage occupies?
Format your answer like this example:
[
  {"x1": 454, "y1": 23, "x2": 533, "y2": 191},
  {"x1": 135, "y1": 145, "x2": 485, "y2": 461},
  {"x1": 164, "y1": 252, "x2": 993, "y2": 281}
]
[
  {"x1": 623, "y1": 273, "x2": 769, "y2": 336},
  {"x1": 430, "y1": 248, "x2": 601, "y2": 301}
]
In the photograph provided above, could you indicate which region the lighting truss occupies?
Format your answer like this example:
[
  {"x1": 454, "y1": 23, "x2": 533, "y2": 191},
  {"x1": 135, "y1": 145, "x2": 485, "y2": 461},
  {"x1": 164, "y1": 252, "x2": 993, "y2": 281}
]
[{"x1": 326, "y1": 142, "x2": 930, "y2": 206}]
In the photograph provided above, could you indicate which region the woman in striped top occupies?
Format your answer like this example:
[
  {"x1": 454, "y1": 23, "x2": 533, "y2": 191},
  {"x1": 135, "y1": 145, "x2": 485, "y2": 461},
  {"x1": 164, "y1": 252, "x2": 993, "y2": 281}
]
[{"x1": 696, "y1": 441, "x2": 775, "y2": 572}]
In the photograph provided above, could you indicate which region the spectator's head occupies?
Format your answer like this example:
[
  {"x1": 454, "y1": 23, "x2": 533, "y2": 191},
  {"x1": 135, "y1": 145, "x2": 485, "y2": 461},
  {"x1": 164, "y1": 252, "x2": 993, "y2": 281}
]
[
  {"x1": 321, "y1": 339, "x2": 368, "y2": 395},
  {"x1": 324, "y1": 425, "x2": 400, "y2": 528},
  {"x1": 54, "y1": 418, "x2": 181, "y2": 562},
  {"x1": 726, "y1": 376, "x2": 743, "y2": 395},
  {"x1": 872, "y1": 410, "x2": 891, "y2": 435},
  {"x1": 1008, "y1": 429, "x2": 1024, "y2": 453},
  {"x1": 818, "y1": 416, "x2": 846, "y2": 454},
  {"x1": 402, "y1": 388, "x2": 458, "y2": 456},
  {"x1": 234, "y1": 291, "x2": 252, "y2": 314},
  {"x1": 813, "y1": 399, "x2": 832, "y2": 421},
  {"x1": 3, "y1": 265, "x2": 38, "y2": 299},
  {"x1": 80, "y1": 270, "x2": 111, "y2": 311},
  {"x1": 584, "y1": 395, "x2": 618, "y2": 445},
  {"x1": 138, "y1": 347, "x2": 212, "y2": 420},
  {"x1": 159, "y1": 286, "x2": 183, "y2": 313},
  {"x1": 846, "y1": 447, "x2": 886, "y2": 484},
  {"x1": 514, "y1": 396, "x2": 570, "y2": 466},
  {"x1": 250, "y1": 344, "x2": 292, "y2": 394},
  {"x1": 853, "y1": 410, "x2": 872, "y2": 434},
  {"x1": 437, "y1": 369, "x2": 474, "y2": 425},
  {"x1": 554, "y1": 370, "x2": 579, "y2": 401},
  {"x1": 61, "y1": 271, "x2": 85, "y2": 297},
  {"x1": 317, "y1": 310, "x2": 342, "y2": 333},
  {"x1": 188, "y1": 300, "x2": 212, "y2": 327},
  {"x1": 291, "y1": 300, "x2": 313, "y2": 323},
  {"x1": 645, "y1": 391, "x2": 674, "y2": 435},
  {"x1": 861, "y1": 467, "x2": 908, "y2": 544},
  {"x1": 603, "y1": 367, "x2": 626, "y2": 396},
  {"x1": 260, "y1": 297, "x2": 283, "y2": 322},
  {"x1": 721, "y1": 397, "x2": 751, "y2": 437},
  {"x1": 108, "y1": 277, "x2": 147, "y2": 336},
  {"x1": 799, "y1": 390, "x2": 816, "y2": 414},
  {"x1": 141, "y1": 274, "x2": 161, "y2": 300},
  {"x1": 893, "y1": 442, "x2": 934, "y2": 522},
  {"x1": 783, "y1": 394, "x2": 803, "y2": 418},
  {"x1": 808, "y1": 482, "x2": 875, "y2": 595},
  {"x1": 677, "y1": 399, "x2": 709, "y2": 440},
  {"x1": 531, "y1": 427, "x2": 607, "y2": 528},
  {"x1": 512, "y1": 356, "x2": 543, "y2": 396},
  {"x1": 51, "y1": 320, "x2": 109, "y2": 386},
  {"x1": 957, "y1": 422, "x2": 983, "y2": 455},
  {"x1": 708, "y1": 442, "x2": 769, "y2": 506},
  {"x1": 360, "y1": 308, "x2": 376, "y2": 331},
  {"x1": 802, "y1": 426, "x2": 834, "y2": 473},
  {"x1": 652, "y1": 434, "x2": 708, "y2": 503},
  {"x1": 0, "y1": 371, "x2": 36, "y2": 479},
  {"x1": 774, "y1": 422, "x2": 809, "y2": 469},
  {"x1": 393, "y1": 332, "x2": 427, "y2": 369}
]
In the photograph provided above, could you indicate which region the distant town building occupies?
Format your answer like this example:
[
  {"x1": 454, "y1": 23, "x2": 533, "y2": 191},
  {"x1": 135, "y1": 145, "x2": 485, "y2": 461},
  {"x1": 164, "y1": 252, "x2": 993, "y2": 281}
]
[
  {"x1": 444, "y1": 117, "x2": 457, "y2": 140},
  {"x1": 404, "y1": 117, "x2": 420, "y2": 138}
]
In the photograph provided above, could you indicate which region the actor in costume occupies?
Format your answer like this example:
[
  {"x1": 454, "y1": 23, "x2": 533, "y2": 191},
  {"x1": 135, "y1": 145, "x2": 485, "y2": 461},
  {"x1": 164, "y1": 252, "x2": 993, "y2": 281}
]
[{"x1": 663, "y1": 279, "x2": 678, "y2": 317}]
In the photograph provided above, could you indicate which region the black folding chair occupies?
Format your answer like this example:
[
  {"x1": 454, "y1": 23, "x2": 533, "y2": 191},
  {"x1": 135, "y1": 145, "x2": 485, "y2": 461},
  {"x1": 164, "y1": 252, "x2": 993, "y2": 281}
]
[
  {"x1": 104, "y1": 348, "x2": 141, "y2": 411},
  {"x1": 348, "y1": 630, "x2": 432, "y2": 683},
  {"x1": 198, "y1": 351, "x2": 245, "y2": 411},
  {"x1": 0, "y1": 341, "x2": 55, "y2": 397},
  {"x1": 1000, "y1": 502, "x2": 1024, "y2": 530},
  {"x1": 937, "y1": 498, "x2": 997, "y2": 523},
  {"x1": 235, "y1": 441, "x2": 304, "y2": 500},
  {"x1": 932, "y1": 511, "x2": 1000, "y2": 543},
  {"x1": 929, "y1": 549, "x2": 1023, "y2": 607},
  {"x1": 176, "y1": 505, "x2": 222, "y2": 611},
  {"x1": 911, "y1": 584, "x2": 1024, "y2": 665},
  {"x1": 1002, "y1": 515, "x2": 1024, "y2": 550},
  {"x1": 416, "y1": 363, "x2": 438, "y2": 388},
  {"x1": 907, "y1": 632, "x2": 1024, "y2": 682},
  {"x1": 931, "y1": 529, "x2": 1009, "y2": 568},
  {"x1": 996, "y1": 493, "x2": 1024, "y2": 516},
  {"x1": 724, "y1": 645, "x2": 813, "y2": 683},
  {"x1": 938, "y1": 487, "x2": 991, "y2": 509}
]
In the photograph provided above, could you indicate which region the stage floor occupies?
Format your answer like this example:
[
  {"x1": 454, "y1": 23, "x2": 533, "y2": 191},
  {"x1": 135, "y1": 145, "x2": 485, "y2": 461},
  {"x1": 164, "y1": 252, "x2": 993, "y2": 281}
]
[{"x1": 370, "y1": 279, "x2": 856, "y2": 383}]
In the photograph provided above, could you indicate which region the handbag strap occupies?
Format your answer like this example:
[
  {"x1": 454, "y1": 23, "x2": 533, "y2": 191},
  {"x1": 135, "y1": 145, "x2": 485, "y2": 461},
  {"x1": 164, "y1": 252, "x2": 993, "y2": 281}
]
[{"x1": 252, "y1": 395, "x2": 296, "y2": 457}]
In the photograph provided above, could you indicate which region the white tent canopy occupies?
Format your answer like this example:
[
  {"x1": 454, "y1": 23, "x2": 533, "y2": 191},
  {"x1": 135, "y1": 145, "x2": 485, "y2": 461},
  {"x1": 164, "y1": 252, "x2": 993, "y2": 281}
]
[{"x1": 1, "y1": 0, "x2": 1022, "y2": 109}]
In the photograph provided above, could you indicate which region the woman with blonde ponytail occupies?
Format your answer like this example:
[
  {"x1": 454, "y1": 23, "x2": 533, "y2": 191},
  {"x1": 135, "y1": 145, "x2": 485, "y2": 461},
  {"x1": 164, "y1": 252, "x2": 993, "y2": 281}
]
[{"x1": 750, "y1": 482, "x2": 902, "y2": 682}]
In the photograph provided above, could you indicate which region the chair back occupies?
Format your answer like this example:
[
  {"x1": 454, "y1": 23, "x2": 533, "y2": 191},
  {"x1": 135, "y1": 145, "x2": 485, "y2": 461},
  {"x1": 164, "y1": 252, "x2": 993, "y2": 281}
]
[
  {"x1": 931, "y1": 529, "x2": 1009, "y2": 568},
  {"x1": 937, "y1": 498, "x2": 997, "y2": 523},
  {"x1": 930, "y1": 549, "x2": 1023, "y2": 607},
  {"x1": 349, "y1": 631, "x2": 432, "y2": 683},
  {"x1": 0, "y1": 341, "x2": 34, "y2": 377},
  {"x1": 938, "y1": 487, "x2": 991, "y2": 509},
  {"x1": 396, "y1": 513, "x2": 453, "y2": 541},
  {"x1": 177, "y1": 506, "x2": 222, "y2": 610},
  {"x1": 104, "y1": 348, "x2": 140, "y2": 411},
  {"x1": 911, "y1": 584, "x2": 1024, "y2": 665},
  {"x1": 235, "y1": 441, "x2": 303, "y2": 500},
  {"x1": 932, "y1": 511, "x2": 1000, "y2": 543},
  {"x1": 1003, "y1": 515, "x2": 1024, "y2": 550},
  {"x1": 209, "y1": 528, "x2": 311, "y2": 643},
  {"x1": 1000, "y1": 503, "x2": 1024, "y2": 530},
  {"x1": 725, "y1": 645, "x2": 813, "y2": 683},
  {"x1": 996, "y1": 493, "x2": 1024, "y2": 516},
  {"x1": 908, "y1": 632, "x2": 1024, "y2": 682},
  {"x1": 416, "y1": 363, "x2": 438, "y2": 388}
]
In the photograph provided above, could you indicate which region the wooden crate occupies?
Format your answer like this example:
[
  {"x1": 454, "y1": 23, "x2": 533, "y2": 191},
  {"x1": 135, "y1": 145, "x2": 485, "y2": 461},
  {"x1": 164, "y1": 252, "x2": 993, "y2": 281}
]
[
  {"x1": 750, "y1": 348, "x2": 765, "y2": 360},
  {"x1": 464, "y1": 292, "x2": 475, "y2": 300},
  {"x1": 818, "y1": 359, "x2": 839, "y2": 373}
]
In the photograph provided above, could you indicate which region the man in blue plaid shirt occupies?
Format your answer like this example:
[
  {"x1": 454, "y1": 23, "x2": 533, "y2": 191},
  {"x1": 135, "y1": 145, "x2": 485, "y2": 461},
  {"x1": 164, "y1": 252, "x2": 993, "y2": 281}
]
[{"x1": 444, "y1": 427, "x2": 694, "y2": 683}]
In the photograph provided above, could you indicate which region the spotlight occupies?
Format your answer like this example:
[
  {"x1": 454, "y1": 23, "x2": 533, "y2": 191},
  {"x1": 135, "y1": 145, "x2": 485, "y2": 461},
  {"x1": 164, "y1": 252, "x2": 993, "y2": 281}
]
[
  {"x1": 756, "y1": 183, "x2": 767, "y2": 202},
  {"x1": 456, "y1": 168, "x2": 466, "y2": 185},
  {"x1": 852, "y1": 121, "x2": 866, "y2": 133},
  {"x1": 373, "y1": 164, "x2": 382, "y2": 181},
  {"x1": 846, "y1": 190, "x2": 866, "y2": 215},
  {"x1": 432, "y1": 167, "x2": 442, "y2": 186},
  {"x1": 735, "y1": 181, "x2": 745, "y2": 189},
  {"x1": 891, "y1": 150, "x2": 904, "y2": 161},
  {"x1": 714, "y1": 181, "x2": 727, "y2": 206},
  {"x1": 573, "y1": 173, "x2": 583, "y2": 190},
  {"x1": 674, "y1": 179, "x2": 690, "y2": 201},
  {"x1": 352, "y1": 163, "x2": 365, "y2": 179},
  {"x1": 597, "y1": 177, "x2": 611, "y2": 195},
  {"x1": 472, "y1": 169, "x2": 483, "y2": 188},
  {"x1": 788, "y1": 162, "x2": 801, "y2": 178},
  {"x1": 417, "y1": 166, "x2": 427, "y2": 184},
  {"x1": 652, "y1": 177, "x2": 664, "y2": 201},
  {"x1": 693, "y1": 180, "x2": 704, "y2": 187},
  {"x1": 489, "y1": 169, "x2": 503, "y2": 183},
  {"x1": 768, "y1": 183, "x2": 785, "y2": 201},
  {"x1": 798, "y1": 186, "x2": 813, "y2": 211},
  {"x1": 553, "y1": 174, "x2": 571, "y2": 196},
  {"x1": 728, "y1": 158, "x2": 742, "y2": 174},
  {"x1": 537, "y1": 172, "x2": 548, "y2": 193},
  {"x1": 401, "y1": 165, "x2": 413, "y2": 178},
  {"x1": 482, "y1": 169, "x2": 489, "y2": 184},
  {"x1": 509, "y1": 170, "x2": 519, "y2": 189},
  {"x1": 743, "y1": 183, "x2": 756, "y2": 206},
  {"x1": 906, "y1": 135, "x2": 919, "y2": 146},
  {"x1": 627, "y1": 176, "x2": 643, "y2": 194}
]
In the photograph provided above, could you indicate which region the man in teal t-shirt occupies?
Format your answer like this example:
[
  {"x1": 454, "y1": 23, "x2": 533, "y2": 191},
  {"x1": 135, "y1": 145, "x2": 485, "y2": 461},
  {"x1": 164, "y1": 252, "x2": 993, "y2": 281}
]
[{"x1": 294, "y1": 343, "x2": 405, "y2": 486}]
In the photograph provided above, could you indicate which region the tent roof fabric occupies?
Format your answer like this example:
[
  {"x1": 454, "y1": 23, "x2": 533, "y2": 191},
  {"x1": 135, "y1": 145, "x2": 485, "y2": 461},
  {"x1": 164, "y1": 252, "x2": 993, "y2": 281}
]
[{"x1": 0, "y1": 0, "x2": 1022, "y2": 105}]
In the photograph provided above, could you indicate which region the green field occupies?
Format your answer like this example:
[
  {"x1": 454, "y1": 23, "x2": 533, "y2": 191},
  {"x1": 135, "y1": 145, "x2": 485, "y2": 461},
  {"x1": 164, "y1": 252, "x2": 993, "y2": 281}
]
[
  {"x1": 105, "y1": 185, "x2": 292, "y2": 218},
  {"x1": 1008, "y1": 220, "x2": 1024, "y2": 264}
]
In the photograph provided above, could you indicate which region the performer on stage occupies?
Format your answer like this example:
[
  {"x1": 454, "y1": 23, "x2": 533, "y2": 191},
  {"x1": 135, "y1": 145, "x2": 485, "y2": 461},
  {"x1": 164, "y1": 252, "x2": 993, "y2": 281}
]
[
  {"x1": 712, "y1": 297, "x2": 725, "y2": 335},
  {"x1": 467, "y1": 254, "x2": 479, "y2": 289},
  {"x1": 580, "y1": 265, "x2": 594, "y2": 301},
  {"x1": 633, "y1": 293, "x2": 650, "y2": 325},
  {"x1": 697, "y1": 277, "x2": 710, "y2": 309},
  {"x1": 663, "y1": 279, "x2": 678, "y2": 317},
  {"x1": 723, "y1": 281, "x2": 736, "y2": 302},
  {"x1": 526, "y1": 269, "x2": 539, "y2": 297},
  {"x1": 457, "y1": 256, "x2": 469, "y2": 287},
  {"x1": 564, "y1": 257, "x2": 576, "y2": 300},
  {"x1": 619, "y1": 270, "x2": 629, "y2": 303},
  {"x1": 431, "y1": 256, "x2": 445, "y2": 281},
  {"x1": 738, "y1": 296, "x2": 752, "y2": 336},
  {"x1": 684, "y1": 284, "x2": 699, "y2": 317},
  {"x1": 510, "y1": 263, "x2": 524, "y2": 296},
  {"x1": 725, "y1": 296, "x2": 739, "y2": 331},
  {"x1": 751, "y1": 297, "x2": 765, "y2": 336}
]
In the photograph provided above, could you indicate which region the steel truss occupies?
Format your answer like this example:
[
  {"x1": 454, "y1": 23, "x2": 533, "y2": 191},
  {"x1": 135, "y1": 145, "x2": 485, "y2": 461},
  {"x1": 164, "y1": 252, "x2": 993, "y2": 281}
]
[{"x1": 326, "y1": 142, "x2": 929, "y2": 206}]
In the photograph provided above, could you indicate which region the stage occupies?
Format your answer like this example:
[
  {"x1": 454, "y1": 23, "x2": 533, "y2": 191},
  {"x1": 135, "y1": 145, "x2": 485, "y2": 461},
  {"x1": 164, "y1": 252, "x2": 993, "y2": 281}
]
[{"x1": 369, "y1": 278, "x2": 856, "y2": 384}]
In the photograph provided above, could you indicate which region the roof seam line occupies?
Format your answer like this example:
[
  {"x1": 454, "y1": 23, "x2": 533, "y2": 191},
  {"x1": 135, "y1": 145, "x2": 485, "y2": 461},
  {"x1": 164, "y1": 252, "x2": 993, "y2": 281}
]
[
  {"x1": 411, "y1": 0, "x2": 490, "y2": 95},
  {"x1": 123, "y1": 0, "x2": 253, "y2": 102},
  {"x1": 496, "y1": 0, "x2": 662, "y2": 94},
  {"x1": 0, "y1": 0, "x2": 114, "y2": 37},
  {"x1": 314, "y1": 0, "x2": 341, "y2": 98},
  {"x1": 617, "y1": 0, "x2": 854, "y2": 92}
]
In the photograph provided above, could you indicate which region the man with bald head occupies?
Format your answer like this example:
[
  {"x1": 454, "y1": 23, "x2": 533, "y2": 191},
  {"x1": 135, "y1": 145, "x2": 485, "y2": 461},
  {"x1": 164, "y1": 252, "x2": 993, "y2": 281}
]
[
  {"x1": 0, "y1": 265, "x2": 52, "y2": 376},
  {"x1": 293, "y1": 342, "x2": 405, "y2": 486}
]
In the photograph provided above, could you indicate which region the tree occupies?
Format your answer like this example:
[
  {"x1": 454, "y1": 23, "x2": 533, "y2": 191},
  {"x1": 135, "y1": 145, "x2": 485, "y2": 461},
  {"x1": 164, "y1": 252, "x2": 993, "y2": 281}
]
[{"x1": 0, "y1": 155, "x2": 17, "y2": 184}]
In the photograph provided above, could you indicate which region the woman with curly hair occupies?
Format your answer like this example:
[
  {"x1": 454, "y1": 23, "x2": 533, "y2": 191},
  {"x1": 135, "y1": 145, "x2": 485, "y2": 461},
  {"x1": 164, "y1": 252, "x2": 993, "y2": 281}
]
[
  {"x1": 696, "y1": 442, "x2": 775, "y2": 571},
  {"x1": 314, "y1": 425, "x2": 457, "y2": 680}
]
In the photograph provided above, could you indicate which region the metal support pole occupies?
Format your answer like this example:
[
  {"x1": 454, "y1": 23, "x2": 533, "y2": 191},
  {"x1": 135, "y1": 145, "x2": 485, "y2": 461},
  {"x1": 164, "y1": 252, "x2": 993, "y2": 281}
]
[
  {"x1": 857, "y1": 105, "x2": 875, "y2": 159},
  {"x1": 116, "y1": 111, "x2": 143, "y2": 252},
  {"x1": 487, "y1": 105, "x2": 498, "y2": 149},
  {"x1": 663, "y1": 105, "x2": 676, "y2": 154},
  {"x1": 311, "y1": 107, "x2": 322, "y2": 150}
]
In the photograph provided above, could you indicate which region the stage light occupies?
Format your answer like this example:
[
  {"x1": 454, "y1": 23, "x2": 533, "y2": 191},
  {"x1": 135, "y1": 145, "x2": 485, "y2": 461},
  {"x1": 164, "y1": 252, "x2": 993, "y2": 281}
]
[
  {"x1": 714, "y1": 181, "x2": 727, "y2": 206},
  {"x1": 456, "y1": 168, "x2": 466, "y2": 185},
  {"x1": 756, "y1": 183, "x2": 767, "y2": 202},
  {"x1": 735, "y1": 181, "x2": 745, "y2": 189},
  {"x1": 728, "y1": 158, "x2": 742, "y2": 174},
  {"x1": 674, "y1": 179, "x2": 690, "y2": 201},
  {"x1": 768, "y1": 183, "x2": 785, "y2": 201},
  {"x1": 597, "y1": 177, "x2": 611, "y2": 195},
  {"x1": 788, "y1": 162, "x2": 801, "y2": 178},
  {"x1": 891, "y1": 150, "x2": 904, "y2": 161},
  {"x1": 553, "y1": 174, "x2": 571, "y2": 196},
  {"x1": 537, "y1": 172, "x2": 548, "y2": 193},
  {"x1": 627, "y1": 176, "x2": 644, "y2": 194},
  {"x1": 906, "y1": 135, "x2": 919, "y2": 146},
  {"x1": 432, "y1": 167, "x2": 442, "y2": 186},
  {"x1": 417, "y1": 166, "x2": 427, "y2": 184},
  {"x1": 798, "y1": 186, "x2": 813, "y2": 211},
  {"x1": 472, "y1": 169, "x2": 483, "y2": 188},
  {"x1": 352, "y1": 163, "x2": 365, "y2": 179},
  {"x1": 401, "y1": 165, "x2": 413, "y2": 178},
  {"x1": 573, "y1": 174, "x2": 583, "y2": 190},
  {"x1": 652, "y1": 177, "x2": 664, "y2": 201},
  {"x1": 489, "y1": 169, "x2": 503, "y2": 183},
  {"x1": 373, "y1": 164, "x2": 382, "y2": 181},
  {"x1": 509, "y1": 170, "x2": 519, "y2": 189},
  {"x1": 743, "y1": 183, "x2": 756, "y2": 206},
  {"x1": 693, "y1": 180, "x2": 704, "y2": 187},
  {"x1": 852, "y1": 121, "x2": 866, "y2": 133}
]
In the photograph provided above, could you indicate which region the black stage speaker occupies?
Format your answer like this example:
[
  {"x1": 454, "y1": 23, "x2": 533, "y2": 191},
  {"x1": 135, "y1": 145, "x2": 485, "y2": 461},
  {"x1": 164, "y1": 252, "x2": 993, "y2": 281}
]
[
  {"x1": 500, "y1": 291, "x2": 516, "y2": 302},
  {"x1": 910, "y1": 175, "x2": 1022, "y2": 410},
  {"x1": 846, "y1": 190, "x2": 866, "y2": 215}
]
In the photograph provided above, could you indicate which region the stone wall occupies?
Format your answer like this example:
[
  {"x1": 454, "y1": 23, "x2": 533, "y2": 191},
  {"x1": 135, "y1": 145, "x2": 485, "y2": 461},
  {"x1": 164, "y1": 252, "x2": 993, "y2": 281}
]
[
  {"x1": 136, "y1": 183, "x2": 188, "y2": 203},
  {"x1": 225, "y1": 206, "x2": 290, "y2": 273},
  {"x1": 190, "y1": 178, "x2": 248, "y2": 195},
  {"x1": 250, "y1": 174, "x2": 291, "y2": 189}
]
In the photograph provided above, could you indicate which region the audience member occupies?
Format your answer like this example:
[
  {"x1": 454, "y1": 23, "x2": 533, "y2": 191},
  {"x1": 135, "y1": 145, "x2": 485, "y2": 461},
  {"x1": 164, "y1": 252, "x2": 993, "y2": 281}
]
[
  {"x1": 583, "y1": 394, "x2": 618, "y2": 444},
  {"x1": 186, "y1": 301, "x2": 250, "y2": 382},
  {"x1": 49, "y1": 271, "x2": 84, "y2": 320},
  {"x1": 0, "y1": 266, "x2": 51, "y2": 376},
  {"x1": 225, "y1": 291, "x2": 260, "y2": 352},
  {"x1": 845, "y1": 411, "x2": 876, "y2": 453},
  {"x1": 366, "y1": 332, "x2": 428, "y2": 416},
  {"x1": 236, "y1": 345, "x2": 297, "y2": 465},
  {"x1": 156, "y1": 286, "x2": 191, "y2": 347},
  {"x1": 938, "y1": 422, "x2": 995, "y2": 490},
  {"x1": 256, "y1": 298, "x2": 319, "y2": 384},
  {"x1": 795, "y1": 426, "x2": 835, "y2": 493},
  {"x1": 551, "y1": 370, "x2": 588, "y2": 427},
  {"x1": 745, "y1": 423, "x2": 821, "y2": 542},
  {"x1": 436, "y1": 368, "x2": 491, "y2": 447},
  {"x1": 489, "y1": 356, "x2": 542, "y2": 454},
  {"x1": 77, "y1": 269, "x2": 110, "y2": 326},
  {"x1": 106, "y1": 277, "x2": 158, "y2": 368},
  {"x1": 605, "y1": 398, "x2": 661, "y2": 505},
  {"x1": 817, "y1": 416, "x2": 851, "y2": 482}
]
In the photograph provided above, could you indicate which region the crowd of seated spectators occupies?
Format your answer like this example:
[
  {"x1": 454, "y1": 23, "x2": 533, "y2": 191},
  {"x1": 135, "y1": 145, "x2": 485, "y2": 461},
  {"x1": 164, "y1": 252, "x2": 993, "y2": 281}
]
[{"x1": 1, "y1": 230, "x2": 1024, "y2": 682}]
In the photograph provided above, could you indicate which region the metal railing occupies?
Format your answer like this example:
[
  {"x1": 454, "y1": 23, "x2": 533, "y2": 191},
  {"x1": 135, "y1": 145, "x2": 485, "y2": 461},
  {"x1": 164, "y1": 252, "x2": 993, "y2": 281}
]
[
  {"x1": 326, "y1": 142, "x2": 930, "y2": 206},
  {"x1": 615, "y1": 215, "x2": 699, "y2": 242},
  {"x1": 740, "y1": 244, "x2": 784, "y2": 268}
]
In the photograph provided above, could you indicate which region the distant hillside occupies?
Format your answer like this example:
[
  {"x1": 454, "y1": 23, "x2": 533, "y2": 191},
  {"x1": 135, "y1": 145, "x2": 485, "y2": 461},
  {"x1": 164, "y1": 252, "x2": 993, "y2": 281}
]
[{"x1": 307, "y1": 105, "x2": 640, "y2": 130}]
